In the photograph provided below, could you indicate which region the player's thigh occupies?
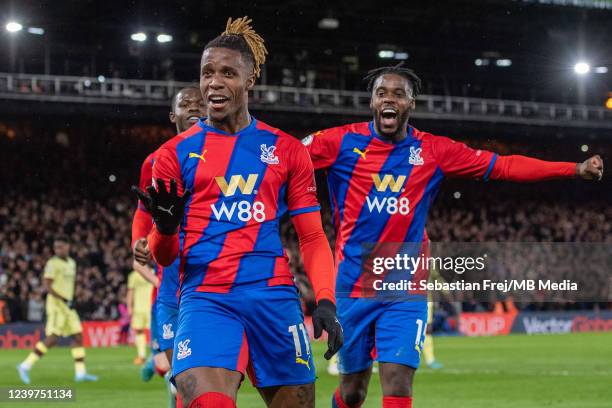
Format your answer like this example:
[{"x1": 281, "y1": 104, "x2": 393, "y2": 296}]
[
  {"x1": 46, "y1": 307, "x2": 67, "y2": 337},
  {"x1": 172, "y1": 295, "x2": 249, "y2": 381},
  {"x1": 157, "y1": 302, "x2": 178, "y2": 354},
  {"x1": 66, "y1": 310, "x2": 83, "y2": 337},
  {"x1": 336, "y1": 297, "x2": 381, "y2": 375},
  {"x1": 375, "y1": 301, "x2": 428, "y2": 372},
  {"x1": 257, "y1": 383, "x2": 314, "y2": 408},
  {"x1": 241, "y1": 286, "x2": 315, "y2": 388},
  {"x1": 131, "y1": 312, "x2": 147, "y2": 331},
  {"x1": 164, "y1": 349, "x2": 173, "y2": 367},
  {"x1": 175, "y1": 366, "x2": 241, "y2": 406}
]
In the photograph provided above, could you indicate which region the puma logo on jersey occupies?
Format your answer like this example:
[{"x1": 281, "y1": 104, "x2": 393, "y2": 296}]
[
  {"x1": 157, "y1": 205, "x2": 174, "y2": 216},
  {"x1": 189, "y1": 150, "x2": 207, "y2": 162},
  {"x1": 295, "y1": 357, "x2": 310, "y2": 370},
  {"x1": 353, "y1": 147, "x2": 369, "y2": 160}
]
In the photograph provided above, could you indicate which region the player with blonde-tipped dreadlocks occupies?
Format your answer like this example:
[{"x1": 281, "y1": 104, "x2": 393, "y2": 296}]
[{"x1": 136, "y1": 16, "x2": 342, "y2": 408}]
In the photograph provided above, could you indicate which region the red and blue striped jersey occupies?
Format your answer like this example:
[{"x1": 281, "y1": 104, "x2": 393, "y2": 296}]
[
  {"x1": 153, "y1": 117, "x2": 320, "y2": 297},
  {"x1": 136, "y1": 151, "x2": 180, "y2": 306},
  {"x1": 304, "y1": 121, "x2": 496, "y2": 298}
]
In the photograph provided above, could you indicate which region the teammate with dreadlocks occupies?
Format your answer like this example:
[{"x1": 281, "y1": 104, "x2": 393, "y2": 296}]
[
  {"x1": 133, "y1": 17, "x2": 343, "y2": 408},
  {"x1": 302, "y1": 63, "x2": 603, "y2": 408}
]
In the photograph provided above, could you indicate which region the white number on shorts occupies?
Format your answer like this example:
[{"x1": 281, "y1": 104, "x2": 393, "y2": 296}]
[
  {"x1": 415, "y1": 318, "x2": 425, "y2": 347},
  {"x1": 288, "y1": 323, "x2": 310, "y2": 357}
]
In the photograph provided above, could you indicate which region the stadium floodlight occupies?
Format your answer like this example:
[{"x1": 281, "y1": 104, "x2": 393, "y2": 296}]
[
  {"x1": 474, "y1": 58, "x2": 490, "y2": 66},
  {"x1": 131, "y1": 32, "x2": 147, "y2": 42},
  {"x1": 606, "y1": 97, "x2": 612, "y2": 110},
  {"x1": 378, "y1": 50, "x2": 394, "y2": 59},
  {"x1": 27, "y1": 27, "x2": 44, "y2": 35},
  {"x1": 574, "y1": 62, "x2": 590, "y2": 75},
  {"x1": 581, "y1": 144, "x2": 589, "y2": 152},
  {"x1": 394, "y1": 52, "x2": 409, "y2": 60},
  {"x1": 156, "y1": 33, "x2": 173, "y2": 43},
  {"x1": 97, "y1": 75, "x2": 106, "y2": 83},
  {"x1": 318, "y1": 17, "x2": 339, "y2": 30},
  {"x1": 6, "y1": 21, "x2": 23, "y2": 33},
  {"x1": 594, "y1": 66, "x2": 608, "y2": 74},
  {"x1": 496, "y1": 59, "x2": 512, "y2": 67}
]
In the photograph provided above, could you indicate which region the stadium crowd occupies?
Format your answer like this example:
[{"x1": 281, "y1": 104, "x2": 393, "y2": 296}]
[{"x1": 0, "y1": 121, "x2": 610, "y2": 323}]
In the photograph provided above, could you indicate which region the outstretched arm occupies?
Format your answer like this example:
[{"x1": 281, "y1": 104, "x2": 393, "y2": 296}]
[
  {"x1": 432, "y1": 134, "x2": 604, "y2": 182},
  {"x1": 490, "y1": 154, "x2": 603, "y2": 182}
]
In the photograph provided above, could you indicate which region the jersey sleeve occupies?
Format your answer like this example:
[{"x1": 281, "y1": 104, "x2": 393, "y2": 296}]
[
  {"x1": 287, "y1": 142, "x2": 321, "y2": 217},
  {"x1": 132, "y1": 155, "x2": 155, "y2": 246},
  {"x1": 138, "y1": 154, "x2": 154, "y2": 203},
  {"x1": 488, "y1": 155, "x2": 576, "y2": 182},
  {"x1": 152, "y1": 146, "x2": 184, "y2": 195},
  {"x1": 431, "y1": 135, "x2": 497, "y2": 180},
  {"x1": 43, "y1": 260, "x2": 56, "y2": 280},
  {"x1": 302, "y1": 128, "x2": 344, "y2": 170}
]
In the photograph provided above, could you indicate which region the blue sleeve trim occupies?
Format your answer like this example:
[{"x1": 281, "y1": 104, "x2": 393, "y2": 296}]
[
  {"x1": 483, "y1": 154, "x2": 497, "y2": 182},
  {"x1": 289, "y1": 205, "x2": 321, "y2": 217}
]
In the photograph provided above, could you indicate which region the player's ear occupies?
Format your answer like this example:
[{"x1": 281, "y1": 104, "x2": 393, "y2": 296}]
[
  {"x1": 245, "y1": 73, "x2": 256, "y2": 91},
  {"x1": 409, "y1": 98, "x2": 416, "y2": 110},
  {"x1": 169, "y1": 111, "x2": 176, "y2": 124}
]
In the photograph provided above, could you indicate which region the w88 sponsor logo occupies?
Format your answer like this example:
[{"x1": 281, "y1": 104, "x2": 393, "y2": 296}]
[
  {"x1": 211, "y1": 173, "x2": 266, "y2": 222},
  {"x1": 211, "y1": 200, "x2": 266, "y2": 222},
  {"x1": 366, "y1": 196, "x2": 410, "y2": 215}
]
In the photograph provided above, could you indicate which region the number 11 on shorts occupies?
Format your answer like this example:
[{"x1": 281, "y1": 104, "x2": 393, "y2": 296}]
[{"x1": 288, "y1": 323, "x2": 311, "y2": 358}]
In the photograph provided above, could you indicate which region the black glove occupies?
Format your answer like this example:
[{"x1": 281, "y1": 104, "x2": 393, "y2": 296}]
[
  {"x1": 132, "y1": 179, "x2": 191, "y2": 235},
  {"x1": 312, "y1": 299, "x2": 343, "y2": 360}
]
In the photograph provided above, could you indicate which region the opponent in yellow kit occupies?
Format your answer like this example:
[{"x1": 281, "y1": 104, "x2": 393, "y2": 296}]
[
  {"x1": 127, "y1": 270, "x2": 153, "y2": 364},
  {"x1": 17, "y1": 235, "x2": 98, "y2": 383}
]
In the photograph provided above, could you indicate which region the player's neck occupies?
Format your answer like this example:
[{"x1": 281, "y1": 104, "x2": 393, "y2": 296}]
[
  {"x1": 374, "y1": 123, "x2": 409, "y2": 143},
  {"x1": 207, "y1": 109, "x2": 251, "y2": 135}
]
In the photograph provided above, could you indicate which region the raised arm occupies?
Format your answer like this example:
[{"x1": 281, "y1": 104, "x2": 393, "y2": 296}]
[
  {"x1": 432, "y1": 135, "x2": 604, "y2": 182},
  {"x1": 132, "y1": 146, "x2": 190, "y2": 267}
]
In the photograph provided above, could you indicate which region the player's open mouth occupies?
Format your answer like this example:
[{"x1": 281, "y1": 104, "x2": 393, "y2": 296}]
[
  {"x1": 208, "y1": 95, "x2": 229, "y2": 110},
  {"x1": 187, "y1": 116, "x2": 199, "y2": 124},
  {"x1": 381, "y1": 108, "x2": 398, "y2": 127}
]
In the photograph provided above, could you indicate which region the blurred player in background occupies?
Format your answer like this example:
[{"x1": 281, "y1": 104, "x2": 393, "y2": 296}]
[
  {"x1": 131, "y1": 85, "x2": 205, "y2": 407},
  {"x1": 422, "y1": 237, "x2": 442, "y2": 369},
  {"x1": 127, "y1": 268, "x2": 154, "y2": 364},
  {"x1": 304, "y1": 63, "x2": 604, "y2": 408},
  {"x1": 16, "y1": 235, "x2": 98, "y2": 384},
  {"x1": 134, "y1": 17, "x2": 342, "y2": 408}
]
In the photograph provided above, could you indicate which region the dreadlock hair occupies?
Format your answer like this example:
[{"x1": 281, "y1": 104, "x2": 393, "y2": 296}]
[
  {"x1": 204, "y1": 16, "x2": 268, "y2": 78},
  {"x1": 363, "y1": 62, "x2": 422, "y2": 98},
  {"x1": 171, "y1": 84, "x2": 200, "y2": 111}
]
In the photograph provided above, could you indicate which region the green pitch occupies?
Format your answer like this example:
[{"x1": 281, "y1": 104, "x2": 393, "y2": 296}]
[{"x1": 1, "y1": 332, "x2": 611, "y2": 407}]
